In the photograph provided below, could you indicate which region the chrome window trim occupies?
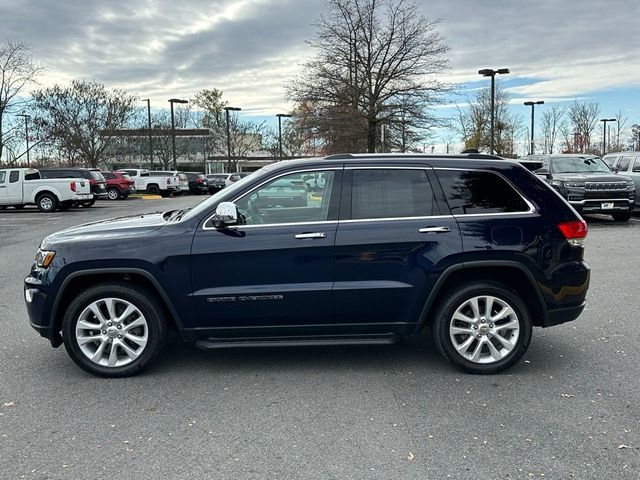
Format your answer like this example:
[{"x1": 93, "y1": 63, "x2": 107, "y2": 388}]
[
  {"x1": 433, "y1": 167, "x2": 537, "y2": 216},
  {"x1": 340, "y1": 214, "x2": 454, "y2": 224},
  {"x1": 202, "y1": 167, "x2": 342, "y2": 231}
]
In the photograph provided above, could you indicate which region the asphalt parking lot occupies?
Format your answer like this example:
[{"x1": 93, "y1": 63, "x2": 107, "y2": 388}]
[{"x1": 1, "y1": 198, "x2": 639, "y2": 480}]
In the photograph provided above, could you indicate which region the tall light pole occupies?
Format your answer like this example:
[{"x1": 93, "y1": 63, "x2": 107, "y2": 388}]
[
  {"x1": 168, "y1": 98, "x2": 188, "y2": 169},
  {"x1": 142, "y1": 99, "x2": 153, "y2": 169},
  {"x1": 17, "y1": 113, "x2": 31, "y2": 166},
  {"x1": 224, "y1": 106, "x2": 241, "y2": 172},
  {"x1": 600, "y1": 118, "x2": 616, "y2": 156},
  {"x1": 276, "y1": 113, "x2": 292, "y2": 159},
  {"x1": 478, "y1": 68, "x2": 510, "y2": 154},
  {"x1": 524, "y1": 100, "x2": 544, "y2": 155}
]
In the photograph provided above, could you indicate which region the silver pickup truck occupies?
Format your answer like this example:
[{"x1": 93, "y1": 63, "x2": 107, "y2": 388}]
[{"x1": 0, "y1": 168, "x2": 93, "y2": 212}]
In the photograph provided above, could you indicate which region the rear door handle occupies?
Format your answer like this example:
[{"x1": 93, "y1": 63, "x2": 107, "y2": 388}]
[
  {"x1": 418, "y1": 226, "x2": 451, "y2": 233},
  {"x1": 295, "y1": 232, "x2": 327, "y2": 239}
]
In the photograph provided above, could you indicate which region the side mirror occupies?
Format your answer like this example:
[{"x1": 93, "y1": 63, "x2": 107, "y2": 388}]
[
  {"x1": 212, "y1": 202, "x2": 238, "y2": 228},
  {"x1": 611, "y1": 167, "x2": 619, "y2": 173}
]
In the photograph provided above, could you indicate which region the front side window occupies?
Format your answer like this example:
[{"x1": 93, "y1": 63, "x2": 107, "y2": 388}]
[
  {"x1": 618, "y1": 156, "x2": 634, "y2": 172},
  {"x1": 436, "y1": 170, "x2": 530, "y2": 215},
  {"x1": 9, "y1": 171, "x2": 19, "y2": 183},
  {"x1": 235, "y1": 170, "x2": 335, "y2": 226},
  {"x1": 351, "y1": 169, "x2": 436, "y2": 220},
  {"x1": 632, "y1": 158, "x2": 640, "y2": 173}
]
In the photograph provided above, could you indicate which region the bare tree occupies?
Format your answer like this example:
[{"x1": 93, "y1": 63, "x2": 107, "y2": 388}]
[
  {"x1": 31, "y1": 80, "x2": 137, "y2": 167},
  {"x1": 455, "y1": 83, "x2": 522, "y2": 156},
  {"x1": 613, "y1": 109, "x2": 628, "y2": 151},
  {"x1": 567, "y1": 101, "x2": 601, "y2": 152},
  {"x1": 0, "y1": 41, "x2": 43, "y2": 163},
  {"x1": 540, "y1": 105, "x2": 567, "y2": 154},
  {"x1": 288, "y1": 0, "x2": 449, "y2": 153}
]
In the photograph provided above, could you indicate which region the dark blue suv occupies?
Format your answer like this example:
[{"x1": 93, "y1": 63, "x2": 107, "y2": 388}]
[{"x1": 24, "y1": 154, "x2": 590, "y2": 377}]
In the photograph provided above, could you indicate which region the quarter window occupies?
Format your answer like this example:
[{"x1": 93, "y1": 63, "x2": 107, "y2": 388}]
[
  {"x1": 350, "y1": 169, "x2": 436, "y2": 220},
  {"x1": 9, "y1": 171, "x2": 19, "y2": 183},
  {"x1": 235, "y1": 170, "x2": 335, "y2": 226},
  {"x1": 436, "y1": 170, "x2": 530, "y2": 215}
]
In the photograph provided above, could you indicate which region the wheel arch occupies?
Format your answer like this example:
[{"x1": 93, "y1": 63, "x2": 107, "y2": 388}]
[
  {"x1": 414, "y1": 261, "x2": 547, "y2": 333},
  {"x1": 50, "y1": 268, "x2": 183, "y2": 341},
  {"x1": 32, "y1": 188, "x2": 60, "y2": 204}
]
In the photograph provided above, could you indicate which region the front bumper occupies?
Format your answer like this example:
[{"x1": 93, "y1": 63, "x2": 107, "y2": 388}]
[
  {"x1": 569, "y1": 198, "x2": 633, "y2": 212},
  {"x1": 24, "y1": 279, "x2": 62, "y2": 347}
]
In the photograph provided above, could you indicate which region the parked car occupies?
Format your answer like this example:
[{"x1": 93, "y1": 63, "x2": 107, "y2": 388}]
[
  {"x1": 603, "y1": 152, "x2": 640, "y2": 212},
  {"x1": 183, "y1": 172, "x2": 209, "y2": 194},
  {"x1": 255, "y1": 177, "x2": 308, "y2": 208},
  {"x1": 225, "y1": 172, "x2": 250, "y2": 187},
  {"x1": 206, "y1": 174, "x2": 227, "y2": 193},
  {"x1": 117, "y1": 169, "x2": 179, "y2": 197},
  {"x1": 0, "y1": 168, "x2": 92, "y2": 212},
  {"x1": 25, "y1": 153, "x2": 590, "y2": 377},
  {"x1": 39, "y1": 168, "x2": 107, "y2": 206},
  {"x1": 535, "y1": 154, "x2": 635, "y2": 221},
  {"x1": 102, "y1": 171, "x2": 135, "y2": 200},
  {"x1": 148, "y1": 171, "x2": 189, "y2": 195}
]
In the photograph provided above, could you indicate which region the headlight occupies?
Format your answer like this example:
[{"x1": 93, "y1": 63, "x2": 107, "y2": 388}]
[{"x1": 35, "y1": 249, "x2": 56, "y2": 268}]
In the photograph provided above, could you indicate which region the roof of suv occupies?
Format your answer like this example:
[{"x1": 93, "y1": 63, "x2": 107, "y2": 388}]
[{"x1": 269, "y1": 153, "x2": 522, "y2": 170}]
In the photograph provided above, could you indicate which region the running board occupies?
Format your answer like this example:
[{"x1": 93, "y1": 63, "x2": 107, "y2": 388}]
[{"x1": 195, "y1": 333, "x2": 400, "y2": 350}]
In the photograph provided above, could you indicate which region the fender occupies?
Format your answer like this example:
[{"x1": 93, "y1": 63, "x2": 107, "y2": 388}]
[
  {"x1": 50, "y1": 267, "x2": 184, "y2": 330},
  {"x1": 30, "y1": 186, "x2": 63, "y2": 203},
  {"x1": 412, "y1": 260, "x2": 548, "y2": 334}
]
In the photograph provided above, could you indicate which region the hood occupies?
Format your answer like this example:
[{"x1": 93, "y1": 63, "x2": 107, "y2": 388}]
[
  {"x1": 42, "y1": 212, "x2": 167, "y2": 247},
  {"x1": 552, "y1": 172, "x2": 630, "y2": 182}
]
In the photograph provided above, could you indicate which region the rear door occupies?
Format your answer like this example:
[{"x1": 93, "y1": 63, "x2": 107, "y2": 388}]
[{"x1": 333, "y1": 165, "x2": 462, "y2": 334}]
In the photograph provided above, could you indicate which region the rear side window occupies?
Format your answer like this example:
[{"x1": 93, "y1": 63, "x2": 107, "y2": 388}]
[
  {"x1": 436, "y1": 170, "x2": 530, "y2": 215},
  {"x1": 618, "y1": 156, "x2": 633, "y2": 172},
  {"x1": 102, "y1": 172, "x2": 115, "y2": 180},
  {"x1": 351, "y1": 169, "x2": 436, "y2": 220},
  {"x1": 9, "y1": 171, "x2": 19, "y2": 183}
]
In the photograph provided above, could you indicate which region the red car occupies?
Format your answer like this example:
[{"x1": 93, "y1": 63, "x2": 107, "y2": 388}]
[{"x1": 102, "y1": 171, "x2": 135, "y2": 200}]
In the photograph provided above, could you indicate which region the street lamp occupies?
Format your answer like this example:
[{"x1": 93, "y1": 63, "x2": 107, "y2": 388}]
[
  {"x1": 17, "y1": 113, "x2": 31, "y2": 166},
  {"x1": 600, "y1": 118, "x2": 616, "y2": 156},
  {"x1": 224, "y1": 106, "x2": 241, "y2": 173},
  {"x1": 276, "y1": 113, "x2": 292, "y2": 159},
  {"x1": 142, "y1": 99, "x2": 153, "y2": 169},
  {"x1": 168, "y1": 98, "x2": 188, "y2": 169},
  {"x1": 478, "y1": 68, "x2": 510, "y2": 154},
  {"x1": 524, "y1": 101, "x2": 544, "y2": 155}
]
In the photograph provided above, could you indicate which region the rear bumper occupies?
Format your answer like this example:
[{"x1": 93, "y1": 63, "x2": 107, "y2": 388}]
[
  {"x1": 544, "y1": 301, "x2": 586, "y2": 327},
  {"x1": 72, "y1": 193, "x2": 94, "y2": 201}
]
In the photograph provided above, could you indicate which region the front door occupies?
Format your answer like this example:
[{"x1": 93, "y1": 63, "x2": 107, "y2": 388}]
[
  {"x1": 190, "y1": 168, "x2": 342, "y2": 332},
  {"x1": 7, "y1": 170, "x2": 22, "y2": 202},
  {"x1": 333, "y1": 167, "x2": 462, "y2": 333}
]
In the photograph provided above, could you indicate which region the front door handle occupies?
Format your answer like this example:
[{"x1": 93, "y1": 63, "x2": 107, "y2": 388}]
[
  {"x1": 295, "y1": 232, "x2": 327, "y2": 239},
  {"x1": 418, "y1": 226, "x2": 451, "y2": 234}
]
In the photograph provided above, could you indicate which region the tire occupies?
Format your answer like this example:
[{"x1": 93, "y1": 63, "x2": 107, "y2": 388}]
[
  {"x1": 432, "y1": 282, "x2": 532, "y2": 374},
  {"x1": 107, "y1": 187, "x2": 120, "y2": 200},
  {"x1": 0, "y1": 206, "x2": 6, "y2": 210},
  {"x1": 81, "y1": 200, "x2": 95, "y2": 208},
  {"x1": 612, "y1": 211, "x2": 632, "y2": 222},
  {"x1": 58, "y1": 201, "x2": 73, "y2": 211},
  {"x1": 14, "y1": 204, "x2": 25, "y2": 210},
  {"x1": 36, "y1": 193, "x2": 58, "y2": 213},
  {"x1": 147, "y1": 184, "x2": 160, "y2": 195},
  {"x1": 62, "y1": 282, "x2": 167, "y2": 377},
  {"x1": 160, "y1": 191, "x2": 172, "y2": 198}
]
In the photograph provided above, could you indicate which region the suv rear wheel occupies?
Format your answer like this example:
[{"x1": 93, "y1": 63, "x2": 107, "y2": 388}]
[
  {"x1": 62, "y1": 282, "x2": 167, "y2": 377},
  {"x1": 107, "y1": 187, "x2": 121, "y2": 200},
  {"x1": 433, "y1": 282, "x2": 532, "y2": 374}
]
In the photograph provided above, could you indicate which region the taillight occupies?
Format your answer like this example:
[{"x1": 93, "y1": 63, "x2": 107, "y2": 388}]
[
  {"x1": 558, "y1": 220, "x2": 587, "y2": 246},
  {"x1": 70, "y1": 181, "x2": 76, "y2": 192}
]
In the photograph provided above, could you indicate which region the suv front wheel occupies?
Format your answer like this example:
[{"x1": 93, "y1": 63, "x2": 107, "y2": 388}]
[
  {"x1": 62, "y1": 282, "x2": 167, "y2": 377},
  {"x1": 433, "y1": 282, "x2": 532, "y2": 374}
]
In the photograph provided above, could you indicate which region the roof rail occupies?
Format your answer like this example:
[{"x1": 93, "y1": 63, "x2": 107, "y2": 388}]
[{"x1": 323, "y1": 152, "x2": 505, "y2": 160}]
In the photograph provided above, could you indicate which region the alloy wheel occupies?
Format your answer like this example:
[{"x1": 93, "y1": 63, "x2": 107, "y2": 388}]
[{"x1": 449, "y1": 295, "x2": 520, "y2": 364}]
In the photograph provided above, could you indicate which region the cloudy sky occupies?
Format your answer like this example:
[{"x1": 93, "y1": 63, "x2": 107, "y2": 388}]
[{"x1": 2, "y1": 0, "x2": 639, "y2": 145}]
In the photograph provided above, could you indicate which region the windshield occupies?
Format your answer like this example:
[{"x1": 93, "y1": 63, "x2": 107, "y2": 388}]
[
  {"x1": 550, "y1": 156, "x2": 611, "y2": 174},
  {"x1": 179, "y1": 168, "x2": 269, "y2": 221}
]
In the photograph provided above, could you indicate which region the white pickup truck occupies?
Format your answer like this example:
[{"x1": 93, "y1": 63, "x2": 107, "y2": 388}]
[
  {"x1": 0, "y1": 168, "x2": 93, "y2": 212},
  {"x1": 117, "y1": 169, "x2": 179, "y2": 197}
]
